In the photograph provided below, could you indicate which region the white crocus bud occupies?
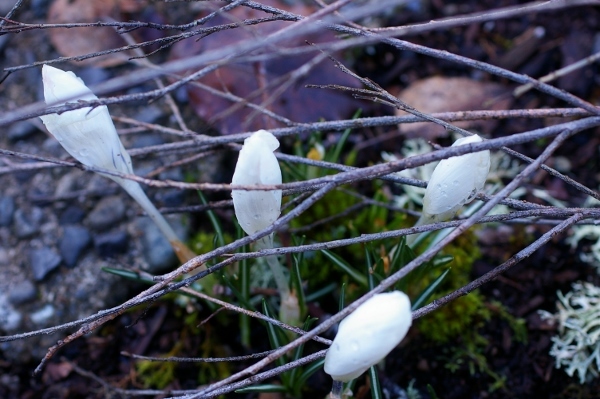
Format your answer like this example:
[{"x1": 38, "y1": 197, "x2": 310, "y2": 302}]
[
  {"x1": 421, "y1": 134, "x2": 490, "y2": 224},
  {"x1": 324, "y1": 291, "x2": 412, "y2": 382},
  {"x1": 232, "y1": 130, "x2": 300, "y2": 326},
  {"x1": 40, "y1": 65, "x2": 195, "y2": 264},
  {"x1": 40, "y1": 65, "x2": 134, "y2": 178},
  {"x1": 231, "y1": 129, "x2": 282, "y2": 237}
]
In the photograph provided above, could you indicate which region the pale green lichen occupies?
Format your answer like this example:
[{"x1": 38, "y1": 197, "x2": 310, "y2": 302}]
[
  {"x1": 567, "y1": 225, "x2": 600, "y2": 271},
  {"x1": 540, "y1": 282, "x2": 600, "y2": 383}
]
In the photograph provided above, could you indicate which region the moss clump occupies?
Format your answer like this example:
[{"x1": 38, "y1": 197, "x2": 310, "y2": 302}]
[{"x1": 420, "y1": 292, "x2": 491, "y2": 343}]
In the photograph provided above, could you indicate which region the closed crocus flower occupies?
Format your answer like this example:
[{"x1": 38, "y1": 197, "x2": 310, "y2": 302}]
[
  {"x1": 324, "y1": 291, "x2": 412, "y2": 382},
  {"x1": 40, "y1": 64, "x2": 133, "y2": 179},
  {"x1": 232, "y1": 129, "x2": 282, "y2": 236},
  {"x1": 421, "y1": 134, "x2": 490, "y2": 224},
  {"x1": 232, "y1": 130, "x2": 300, "y2": 326},
  {"x1": 40, "y1": 65, "x2": 196, "y2": 264}
]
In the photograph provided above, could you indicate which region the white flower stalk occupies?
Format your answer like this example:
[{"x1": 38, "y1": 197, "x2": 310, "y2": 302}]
[
  {"x1": 324, "y1": 291, "x2": 412, "y2": 383},
  {"x1": 416, "y1": 134, "x2": 490, "y2": 228},
  {"x1": 232, "y1": 130, "x2": 299, "y2": 326},
  {"x1": 40, "y1": 65, "x2": 195, "y2": 264}
]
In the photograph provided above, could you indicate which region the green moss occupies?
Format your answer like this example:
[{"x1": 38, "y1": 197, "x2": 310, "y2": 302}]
[
  {"x1": 136, "y1": 359, "x2": 177, "y2": 389},
  {"x1": 135, "y1": 342, "x2": 181, "y2": 389}
]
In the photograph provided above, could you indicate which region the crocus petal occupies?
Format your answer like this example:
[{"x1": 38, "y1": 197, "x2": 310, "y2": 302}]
[
  {"x1": 422, "y1": 134, "x2": 490, "y2": 221},
  {"x1": 232, "y1": 130, "x2": 282, "y2": 236},
  {"x1": 39, "y1": 65, "x2": 133, "y2": 177},
  {"x1": 324, "y1": 291, "x2": 412, "y2": 382}
]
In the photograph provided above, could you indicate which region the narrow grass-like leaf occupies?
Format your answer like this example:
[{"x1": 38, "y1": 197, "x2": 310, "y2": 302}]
[
  {"x1": 328, "y1": 108, "x2": 361, "y2": 163},
  {"x1": 305, "y1": 282, "x2": 337, "y2": 302},
  {"x1": 433, "y1": 255, "x2": 454, "y2": 268},
  {"x1": 282, "y1": 160, "x2": 306, "y2": 182},
  {"x1": 365, "y1": 246, "x2": 376, "y2": 290},
  {"x1": 411, "y1": 268, "x2": 451, "y2": 311},
  {"x1": 391, "y1": 237, "x2": 417, "y2": 277},
  {"x1": 222, "y1": 274, "x2": 254, "y2": 311},
  {"x1": 427, "y1": 384, "x2": 440, "y2": 399},
  {"x1": 369, "y1": 366, "x2": 383, "y2": 399},
  {"x1": 197, "y1": 190, "x2": 225, "y2": 248},
  {"x1": 262, "y1": 299, "x2": 290, "y2": 386},
  {"x1": 289, "y1": 317, "x2": 318, "y2": 392},
  {"x1": 240, "y1": 245, "x2": 251, "y2": 348},
  {"x1": 290, "y1": 254, "x2": 307, "y2": 319},
  {"x1": 102, "y1": 267, "x2": 154, "y2": 284},
  {"x1": 321, "y1": 249, "x2": 368, "y2": 287},
  {"x1": 338, "y1": 283, "x2": 346, "y2": 312},
  {"x1": 235, "y1": 384, "x2": 287, "y2": 393},
  {"x1": 295, "y1": 358, "x2": 326, "y2": 393}
]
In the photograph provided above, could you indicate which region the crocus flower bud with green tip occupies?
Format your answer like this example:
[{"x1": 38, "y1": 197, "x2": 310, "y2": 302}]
[
  {"x1": 324, "y1": 291, "x2": 412, "y2": 382},
  {"x1": 231, "y1": 129, "x2": 282, "y2": 237},
  {"x1": 420, "y1": 134, "x2": 490, "y2": 224},
  {"x1": 40, "y1": 65, "x2": 195, "y2": 264}
]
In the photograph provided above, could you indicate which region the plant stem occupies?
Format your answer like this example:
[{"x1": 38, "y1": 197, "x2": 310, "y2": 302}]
[
  {"x1": 258, "y1": 235, "x2": 300, "y2": 327},
  {"x1": 329, "y1": 380, "x2": 344, "y2": 399},
  {"x1": 117, "y1": 178, "x2": 197, "y2": 263},
  {"x1": 258, "y1": 236, "x2": 290, "y2": 298}
]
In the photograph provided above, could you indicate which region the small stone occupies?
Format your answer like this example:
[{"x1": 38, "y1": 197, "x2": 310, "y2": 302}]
[
  {"x1": 136, "y1": 217, "x2": 176, "y2": 273},
  {"x1": 78, "y1": 67, "x2": 111, "y2": 86},
  {"x1": 54, "y1": 173, "x2": 77, "y2": 198},
  {"x1": 29, "y1": 247, "x2": 62, "y2": 281},
  {"x1": 94, "y1": 231, "x2": 129, "y2": 258},
  {"x1": 14, "y1": 207, "x2": 44, "y2": 238},
  {"x1": 8, "y1": 280, "x2": 37, "y2": 305},
  {"x1": 30, "y1": 304, "x2": 55, "y2": 326},
  {"x1": 42, "y1": 137, "x2": 66, "y2": 159},
  {"x1": 130, "y1": 134, "x2": 164, "y2": 149},
  {"x1": 59, "y1": 225, "x2": 92, "y2": 268},
  {"x1": 59, "y1": 206, "x2": 85, "y2": 225},
  {"x1": 133, "y1": 105, "x2": 164, "y2": 124},
  {"x1": 0, "y1": 196, "x2": 15, "y2": 227},
  {"x1": 87, "y1": 196, "x2": 126, "y2": 231},
  {"x1": 7, "y1": 121, "x2": 37, "y2": 142},
  {"x1": 0, "y1": 295, "x2": 22, "y2": 331},
  {"x1": 31, "y1": 0, "x2": 51, "y2": 17},
  {"x1": 13, "y1": 161, "x2": 37, "y2": 182},
  {"x1": 155, "y1": 189, "x2": 186, "y2": 207},
  {"x1": 136, "y1": 215, "x2": 188, "y2": 274},
  {"x1": 0, "y1": 247, "x2": 9, "y2": 265}
]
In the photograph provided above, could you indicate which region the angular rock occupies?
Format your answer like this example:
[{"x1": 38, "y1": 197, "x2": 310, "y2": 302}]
[
  {"x1": 14, "y1": 207, "x2": 44, "y2": 238},
  {"x1": 86, "y1": 196, "x2": 126, "y2": 231},
  {"x1": 94, "y1": 231, "x2": 129, "y2": 258},
  {"x1": 8, "y1": 280, "x2": 37, "y2": 305},
  {"x1": 0, "y1": 295, "x2": 22, "y2": 331},
  {"x1": 59, "y1": 225, "x2": 92, "y2": 268},
  {"x1": 135, "y1": 217, "x2": 187, "y2": 274},
  {"x1": 7, "y1": 121, "x2": 37, "y2": 142},
  {"x1": 59, "y1": 206, "x2": 85, "y2": 225},
  {"x1": 0, "y1": 196, "x2": 15, "y2": 227},
  {"x1": 29, "y1": 247, "x2": 62, "y2": 281},
  {"x1": 30, "y1": 304, "x2": 55, "y2": 326}
]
